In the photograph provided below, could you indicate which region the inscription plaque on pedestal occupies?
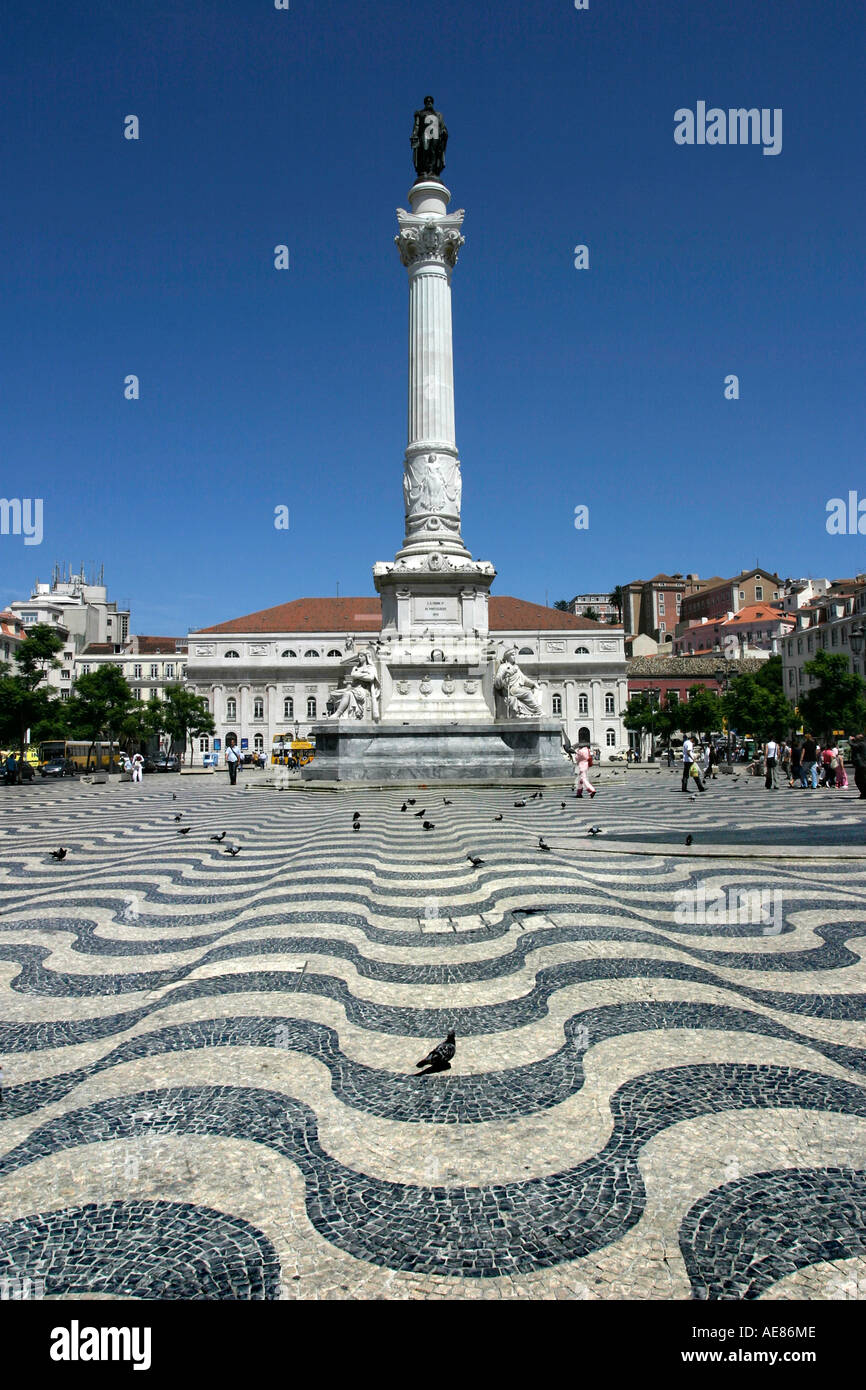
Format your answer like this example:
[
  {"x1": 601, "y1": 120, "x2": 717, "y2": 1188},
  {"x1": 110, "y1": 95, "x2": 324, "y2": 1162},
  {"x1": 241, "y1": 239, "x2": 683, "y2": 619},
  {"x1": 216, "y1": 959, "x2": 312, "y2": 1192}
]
[{"x1": 412, "y1": 596, "x2": 460, "y2": 624}]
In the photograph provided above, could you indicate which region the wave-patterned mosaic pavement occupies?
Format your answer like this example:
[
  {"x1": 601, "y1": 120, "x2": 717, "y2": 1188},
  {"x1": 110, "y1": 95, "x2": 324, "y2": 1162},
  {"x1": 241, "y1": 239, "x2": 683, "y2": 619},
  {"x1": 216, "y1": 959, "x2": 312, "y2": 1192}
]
[{"x1": 1, "y1": 770, "x2": 865, "y2": 1301}]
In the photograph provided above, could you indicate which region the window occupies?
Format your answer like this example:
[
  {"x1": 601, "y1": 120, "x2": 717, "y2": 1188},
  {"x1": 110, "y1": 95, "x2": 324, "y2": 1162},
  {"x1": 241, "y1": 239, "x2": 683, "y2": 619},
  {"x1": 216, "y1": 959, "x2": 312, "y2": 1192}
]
[
  {"x1": 676, "y1": 593, "x2": 682, "y2": 604},
  {"x1": 133, "y1": 663, "x2": 142, "y2": 678},
  {"x1": 578, "y1": 694, "x2": 589, "y2": 715},
  {"x1": 225, "y1": 650, "x2": 240, "y2": 659},
  {"x1": 604, "y1": 693, "x2": 615, "y2": 714},
  {"x1": 797, "y1": 639, "x2": 803, "y2": 654},
  {"x1": 306, "y1": 697, "x2": 317, "y2": 718},
  {"x1": 60, "y1": 689, "x2": 69, "y2": 700},
  {"x1": 579, "y1": 725, "x2": 591, "y2": 743},
  {"x1": 551, "y1": 693, "x2": 562, "y2": 715},
  {"x1": 80, "y1": 664, "x2": 90, "y2": 675},
  {"x1": 253, "y1": 697, "x2": 264, "y2": 719},
  {"x1": 807, "y1": 636, "x2": 813, "y2": 653},
  {"x1": 739, "y1": 590, "x2": 745, "y2": 600},
  {"x1": 283, "y1": 696, "x2": 294, "y2": 719},
  {"x1": 327, "y1": 649, "x2": 342, "y2": 658},
  {"x1": 659, "y1": 623, "x2": 666, "y2": 633},
  {"x1": 165, "y1": 663, "x2": 175, "y2": 678},
  {"x1": 575, "y1": 646, "x2": 589, "y2": 654},
  {"x1": 150, "y1": 664, "x2": 159, "y2": 678},
  {"x1": 180, "y1": 665, "x2": 187, "y2": 678},
  {"x1": 755, "y1": 586, "x2": 763, "y2": 601},
  {"x1": 226, "y1": 697, "x2": 237, "y2": 720},
  {"x1": 61, "y1": 669, "x2": 70, "y2": 679},
  {"x1": 304, "y1": 649, "x2": 320, "y2": 658},
  {"x1": 518, "y1": 647, "x2": 533, "y2": 655},
  {"x1": 199, "y1": 736, "x2": 210, "y2": 752},
  {"x1": 606, "y1": 729, "x2": 616, "y2": 747},
  {"x1": 254, "y1": 734, "x2": 264, "y2": 752},
  {"x1": 788, "y1": 670, "x2": 794, "y2": 685},
  {"x1": 658, "y1": 596, "x2": 665, "y2": 614},
  {"x1": 841, "y1": 627, "x2": 848, "y2": 645},
  {"x1": 281, "y1": 649, "x2": 297, "y2": 658}
]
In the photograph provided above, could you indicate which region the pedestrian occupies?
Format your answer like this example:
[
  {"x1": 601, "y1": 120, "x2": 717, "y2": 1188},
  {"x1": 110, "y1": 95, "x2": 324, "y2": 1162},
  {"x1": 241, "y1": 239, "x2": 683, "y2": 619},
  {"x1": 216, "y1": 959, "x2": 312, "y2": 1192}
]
[
  {"x1": 835, "y1": 745, "x2": 849, "y2": 790},
  {"x1": 225, "y1": 740, "x2": 242, "y2": 786},
  {"x1": 780, "y1": 740, "x2": 791, "y2": 783},
  {"x1": 706, "y1": 743, "x2": 719, "y2": 780},
  {"x1": 820, "y1": 744, "x2": 836, "y2": 789},
  {"x1": 764, "y1": 736, "x2": 780, "y2": 789},
  {"x1": 789, "y1": 738, "x2": 801, "y2": 788},
  {"x1": 800, "y1": 733, "x2": 818, "y2": 789},
  {"x1": 681, "y1": 734, "x2": 699, "y2": 791},
  {"x1": 573, "y1": 743, "x2": 596, "y2": 799},
  {"x1": 850, "y1": 735, "x2": 866, "y2": 799},
  {"x1": 132, "y1": 753, "x2": 144, "y2": 784},
  {"x1": 666, "y1": 746, "x2": 674, "y2": 769}
]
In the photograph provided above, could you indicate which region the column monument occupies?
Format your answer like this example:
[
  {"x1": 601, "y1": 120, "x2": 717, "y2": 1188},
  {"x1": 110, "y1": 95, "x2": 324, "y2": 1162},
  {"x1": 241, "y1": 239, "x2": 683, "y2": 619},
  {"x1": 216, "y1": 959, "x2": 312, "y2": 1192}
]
[{"x1": 305, "y1": 101, "x2": 566, "y2": 782}]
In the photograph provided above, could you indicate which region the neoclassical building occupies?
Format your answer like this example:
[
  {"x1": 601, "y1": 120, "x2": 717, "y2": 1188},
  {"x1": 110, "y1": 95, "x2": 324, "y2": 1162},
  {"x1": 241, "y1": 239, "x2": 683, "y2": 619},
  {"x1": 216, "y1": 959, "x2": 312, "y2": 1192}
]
[{"x1": 187, "y1": 596, "x2": 627, "y2": 762}]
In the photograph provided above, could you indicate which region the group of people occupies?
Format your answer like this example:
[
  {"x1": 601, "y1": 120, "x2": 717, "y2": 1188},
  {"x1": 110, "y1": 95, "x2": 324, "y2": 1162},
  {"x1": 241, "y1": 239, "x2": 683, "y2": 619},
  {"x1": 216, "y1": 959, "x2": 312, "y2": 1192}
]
[
  {"x1": 123, "y1": 753, "x2": 145, "y2": 782},
  {"x1": 678, "y1": 733, "x2": 866, "y2": 796}
]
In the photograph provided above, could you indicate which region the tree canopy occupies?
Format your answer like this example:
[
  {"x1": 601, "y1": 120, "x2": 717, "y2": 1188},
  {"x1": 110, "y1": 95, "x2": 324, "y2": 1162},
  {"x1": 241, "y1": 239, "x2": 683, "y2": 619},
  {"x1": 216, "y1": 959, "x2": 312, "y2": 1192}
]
[{"x1": 797, "y1": 650, "x2": 866, "y2": 739}]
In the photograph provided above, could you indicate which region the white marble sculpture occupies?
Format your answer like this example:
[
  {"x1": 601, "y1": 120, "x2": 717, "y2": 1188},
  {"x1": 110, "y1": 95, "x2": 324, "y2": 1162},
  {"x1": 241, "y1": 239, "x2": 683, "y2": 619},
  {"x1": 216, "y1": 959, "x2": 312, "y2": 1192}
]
[
  {"x1": 329, "y1": 648, "x2": 381, "y2": 721},
  {"x1": 494, "y1": 647, "x2": 544, "y2": 718}
]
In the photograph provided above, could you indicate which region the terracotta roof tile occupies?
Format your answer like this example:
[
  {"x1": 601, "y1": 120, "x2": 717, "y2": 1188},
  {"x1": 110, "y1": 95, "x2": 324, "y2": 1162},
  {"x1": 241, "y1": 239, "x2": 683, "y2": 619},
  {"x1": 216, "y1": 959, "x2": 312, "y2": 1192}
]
[{"x1": 193, "y1": 595, "x2": 613, "y2": 635}]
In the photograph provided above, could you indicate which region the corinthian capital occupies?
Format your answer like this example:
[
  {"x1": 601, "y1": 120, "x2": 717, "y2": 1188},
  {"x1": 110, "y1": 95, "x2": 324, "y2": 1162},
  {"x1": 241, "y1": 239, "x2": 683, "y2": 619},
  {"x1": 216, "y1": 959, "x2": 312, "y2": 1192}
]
[{"x1": 395, "y1": 208, "x2": 465, "y2": 269}]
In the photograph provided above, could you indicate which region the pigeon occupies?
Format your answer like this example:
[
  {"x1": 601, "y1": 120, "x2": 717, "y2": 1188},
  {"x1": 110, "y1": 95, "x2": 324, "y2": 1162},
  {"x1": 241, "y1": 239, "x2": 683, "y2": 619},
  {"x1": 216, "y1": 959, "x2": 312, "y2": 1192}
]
[
  {"x1": 414, "y1": 808, "x2": 426, "y2": 817},
  {"x1": 538, "y1": 837, "x2": 551, "y2": 852},
  {"x1": 177, "y1": 827, "x2": 191, "y2": 835},
  {"x1": 353, "y1": 822, "x2": 360, "y2": 831},
  {"x1": 685, "y1": 834, "x2": 693, "y2": 846},
  {"x1": 352, "y1": 812, "x2": 361, "y2": 822},
  {"x1": 514, "y1": 799, "x2": 526, "y2": 808},
  {"x1": 50, "y1": 847, "x2": 67, "y2": 861},
  {"x1": 443, "y1": 797, "x2": 452, "y2": 805},
  {"x1": 560, "y1": 802, "x2": 566, "y2": 809},
  {"x1": 689, "y1": 794, "x2": 697, "y2": 802},
  {"x1": 531, "y1": 791, "x2": 543, "y2": 800},
  {"x1": 422, "y1": 821, "x2": 435, "y2": 830},
  {"x1": 174, "y1": 813, "x2": 183, "y2": 822},
  {"x1": 172, "y1": 793, "x2": 177, "y2": 800},
  {"x1": 401, "y1": 802, "x2": 408, "y2": 812},
  {"x1": 416, "y1": 1030, "x2": 456, "y2": 1071},
  {"x1": 587, "y1": 826, "x2": 602, "y2": 836},
  {"x1": 467, "y1": 854, "x2": 484, "y2": 868},
  {"x1": 225, "y1": 846, "x2": 241, "y2": 856},
  {"x1": 494, "y1": 814, "x2": 503, "y2": 821},
  {"x1": 210, "y1": 831, "x2": 226, "y2": 843},
  {"x1": 407, "y1": 798, "x2": 416, "y2": 805}
]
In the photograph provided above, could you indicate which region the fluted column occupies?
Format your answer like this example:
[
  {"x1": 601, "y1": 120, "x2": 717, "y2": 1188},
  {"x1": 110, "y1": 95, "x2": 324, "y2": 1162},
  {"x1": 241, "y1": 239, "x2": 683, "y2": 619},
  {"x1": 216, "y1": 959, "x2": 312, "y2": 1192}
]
[{"x1": 395, "y1": 181, "x2": 470, "y2": 559}]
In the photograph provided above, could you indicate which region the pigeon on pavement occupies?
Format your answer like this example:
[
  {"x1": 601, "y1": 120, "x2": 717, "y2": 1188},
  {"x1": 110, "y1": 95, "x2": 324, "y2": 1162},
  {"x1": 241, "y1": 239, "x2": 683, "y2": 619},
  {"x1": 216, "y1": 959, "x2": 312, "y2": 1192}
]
[
  {"x1": 467, "y1": 854, "x2": 484, "y2": 868},
  {"x1": 416, "y1": 1030, "x2": 456, "y2": 1072},
  {"x1": 210, "y1": 832, "x2": 226, "y2": 843},
  {"x1": 174, "y1": 814, "x2": 183, "y2": 822},
  {"x1": 401, "y1": 802, "x2": 408, "y2": 811},
  {"x1": 685, "y1": 834, "x2": 693, "y2": 846},
  {"x1": 414, "y1": 808, "x2": 426, "y2": 817},
  {"x1": 494, "y1": 814, "x2": 503, "y2": 821},
  {"x1": 353, "y1": 822, "x2": 360, "y2": 831},
  {"x1": 422, "y1": 821, "x2": 435, "y2": 830},
  {"x1": 50, "y1": 847, "x2": 67, "y2": 861},
  {"x1": 443, "y1": 797, "x2": 452, "y2": 805},
  {"x1": 514, "y1": 799, "x2": 526, "y2": 808},
  {"x1": 407, "y1": 799, "x2": 416, "y2": 805},
  {"x1": 587, "y1": 826, "x2": 602, "y2": 836},
  {"x1": 225, "y1": 846, "x2": 241, "y2": 856},
  {"x1": 177, "y1": 827, "x2": 191, "y2": 835},
  {"x1": 538, "y1": 837, "x2": 551, "y2": 852}
]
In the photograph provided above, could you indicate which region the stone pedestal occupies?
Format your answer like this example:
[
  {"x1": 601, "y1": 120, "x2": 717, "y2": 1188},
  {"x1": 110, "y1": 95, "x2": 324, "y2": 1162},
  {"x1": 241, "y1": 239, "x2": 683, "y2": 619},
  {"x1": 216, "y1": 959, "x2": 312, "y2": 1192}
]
[{"x1": 304, "y1": 720, "x2": 570, "y2": 784}]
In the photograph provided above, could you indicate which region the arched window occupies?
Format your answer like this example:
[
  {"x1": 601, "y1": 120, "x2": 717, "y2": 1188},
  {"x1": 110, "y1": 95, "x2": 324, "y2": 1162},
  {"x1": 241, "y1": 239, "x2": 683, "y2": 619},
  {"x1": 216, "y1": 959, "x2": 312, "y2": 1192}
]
[
  {"x1": 327, "y1": 649, "x2": 342, "y2": 657},
  {"x1": 579, "y1": 726, "x2": 592, "y2": 744},
  {"x1": 283, "y1": 696, "x2": 294, "y2": 719},
  {"x1": 575, "y1": 646, "x2": 589, "y2": 654},
  {"x1": 199, "y1": 736, "x2": 210, "y2": 752},
  {"x1": 306, "y1": 697, "x2": 317, "y2": 718},
  {"x1": 604, "y1": 693, "x2": 615, "y2": 714},
  {"x1": 225, "y1": 730, "x2": 237, "y2": 750},
  {"x1": 551, "y1": 693, "x2": 562, "y2": 715},
  {"x1": 606, "y1": 728, "x2": 616, "y2": 747},
  {"x1": 578, "y1": 694, "x2": 588, "y2": 715},
  {"x1": 254, "y1": 734, "x2": 264, "y2": 752},
  {"x1": 253, "y1": 697, "x2": 264, "y2": 719},
  {"x1": 224, "y1": 650, "x2": 240, "y2": 659},
  {"x1": 281, "y1": 649, "x2": 297, "y2": 659},
  {"x1": 518, "y1": 647, "x2": 534, "y2": 656},
  {"x1": 304, "y1": 649, "x2": 320, "y2": 658},
  {"x1": 226, "y1": 697, "x2": 237, "y2": 720}
]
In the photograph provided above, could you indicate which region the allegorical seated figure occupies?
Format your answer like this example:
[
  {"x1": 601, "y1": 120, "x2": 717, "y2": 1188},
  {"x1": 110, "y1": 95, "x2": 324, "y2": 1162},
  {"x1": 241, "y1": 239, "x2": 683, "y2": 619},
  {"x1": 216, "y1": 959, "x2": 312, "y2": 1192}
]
[
  {"x1": 329, "y1": 648, "x2": 381, "y2": 721},
  {"x1": 494, "y1": 647, "x2": 544, "y2": 718}
]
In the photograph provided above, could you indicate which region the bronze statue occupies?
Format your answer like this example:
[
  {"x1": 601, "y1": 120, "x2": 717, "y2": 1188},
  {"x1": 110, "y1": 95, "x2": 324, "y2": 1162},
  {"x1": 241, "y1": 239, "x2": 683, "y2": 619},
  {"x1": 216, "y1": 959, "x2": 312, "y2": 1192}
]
[{"x1": 411, "y1": 96, "x2": 448, "y2": 180}]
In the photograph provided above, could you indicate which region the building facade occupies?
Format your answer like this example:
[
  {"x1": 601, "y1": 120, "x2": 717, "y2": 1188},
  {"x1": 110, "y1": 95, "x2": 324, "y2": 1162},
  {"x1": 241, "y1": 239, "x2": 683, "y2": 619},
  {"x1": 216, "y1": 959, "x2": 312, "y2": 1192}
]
[
  {"x1": 781, "y1": 581, "x2": 866, "y2": 709},
  {"x1": 187, "y1": 596, "x2": 629, "y2": 761},
  {"x1": 567, "y1": 594, "x2": 619, "y2": 623},
  {"x1": 622, "y1": 573, "x2": 711, "y2": 642},
  {"x1": 677, "y1": 568, "x2": 782, "y2": 628},
  {"x1": 76, "y1": 635, "x2": 189, "y2": 704}
]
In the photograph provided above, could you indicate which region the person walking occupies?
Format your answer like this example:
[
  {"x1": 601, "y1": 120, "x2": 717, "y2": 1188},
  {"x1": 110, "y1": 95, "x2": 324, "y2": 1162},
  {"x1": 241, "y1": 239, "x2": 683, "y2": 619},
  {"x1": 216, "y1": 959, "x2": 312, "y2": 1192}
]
[
  {"x1": 225, "y1": 740, "x2": 242, "y2": 787},
  {"x1": 849, "y1": 735, "x2": 866, "y2": 798},
  {"x1": 835, "y1": 745, "x2": 849, "y2": 790},
  {"x1": 764, "y1": 737, "x2": 780, "y2": 789},
  {"x1": 780, "y1": 740, "x2": 791, "y2": 784},
  {"x1": 820, "y1": 744, "x2": 835, "y2": 788},
  {"x1": 706, "y1": 743, "x2": 719, "y2": 780},
  {"x1": 131, "y1": 753, "x2": 144, "y2": 784},
  {"x1": 573, "y1": 743, "x2": 596, "y2": 799},
  {"x1": 800, "y1": 733, "x2": 818, "y2": 789},
  {"x1": 681, "y1": 734, "x2": 698, "y2": 791},
  {"x1": 789, "y1": 738, "x2": 801, "y2": 788}
]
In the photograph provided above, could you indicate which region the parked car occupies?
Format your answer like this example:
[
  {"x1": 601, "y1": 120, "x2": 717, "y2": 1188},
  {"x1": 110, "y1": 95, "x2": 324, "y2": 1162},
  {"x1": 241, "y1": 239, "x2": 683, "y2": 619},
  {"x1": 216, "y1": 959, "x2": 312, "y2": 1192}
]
[
  {"x1": 40, "y1": 758, "x2": 77, "y2": 779},
  {"x1": 145, "y1": 755, "x2": 180, "y2": 773}
]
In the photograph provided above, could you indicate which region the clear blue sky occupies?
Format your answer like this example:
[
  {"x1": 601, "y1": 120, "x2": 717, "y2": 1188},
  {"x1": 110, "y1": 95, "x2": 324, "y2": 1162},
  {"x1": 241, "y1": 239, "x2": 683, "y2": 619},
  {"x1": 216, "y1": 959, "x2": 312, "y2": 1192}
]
[{"x1": 1, "y1": 0, "x2": 863, "y2": 633}]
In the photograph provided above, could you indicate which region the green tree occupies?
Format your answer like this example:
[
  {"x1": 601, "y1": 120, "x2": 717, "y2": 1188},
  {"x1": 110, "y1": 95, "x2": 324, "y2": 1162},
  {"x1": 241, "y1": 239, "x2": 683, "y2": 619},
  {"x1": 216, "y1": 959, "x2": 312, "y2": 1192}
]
[
  {"x1": 583, "y1": 606, "x2": 601, "y2": 622},
  {"x1": 67, "y1": 666, "x2": 134, "y2": 772},
  {"x1": 0, "y1": 625, "x2": 65, "y2": 753},
  {"x1": 722, "y1": 667, "x2": 795, "y2": 743},
  {"x1": 682, "y1": 684, "x2": 723, "y2": 735},
  {"x1": 160, "y1": 684, "x2": 216, "y2": 766},
  {"x1": 798, "y1": 650, "x2": 866, "y2": 740},
  {"x1": 118, "y1": 697, "x2": 164, "y2": 754},
  {"x1": 553, "y1": 599, "x2": 570, "y2": 611},
  {"x1": 623, "y1": 691, "x2": 673, "y2": 753}
]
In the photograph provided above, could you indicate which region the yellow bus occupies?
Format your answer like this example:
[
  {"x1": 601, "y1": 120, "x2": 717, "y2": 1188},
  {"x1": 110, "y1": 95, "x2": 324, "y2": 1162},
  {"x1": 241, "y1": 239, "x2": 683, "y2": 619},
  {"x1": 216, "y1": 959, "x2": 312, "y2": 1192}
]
[
  {"x1": 271, "y1": 734, "x2": 315, "y2": 767},
  {"x1": 39, "y1": 740, "x2": 125, "y2": 771}
]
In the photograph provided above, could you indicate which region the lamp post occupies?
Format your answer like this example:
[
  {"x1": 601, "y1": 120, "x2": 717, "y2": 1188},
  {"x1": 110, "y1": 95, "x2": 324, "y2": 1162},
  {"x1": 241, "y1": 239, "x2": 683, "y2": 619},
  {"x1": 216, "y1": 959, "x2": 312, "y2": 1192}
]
[
  {"x1": 850, "y1": 624, "x2": 864, "y2": 658},
  {"x1": 715, "y1": 665, "x2": 732, "y2": 762},
  {"x1": 645, "y1": 686, "x2": 659, "y2": 763}
]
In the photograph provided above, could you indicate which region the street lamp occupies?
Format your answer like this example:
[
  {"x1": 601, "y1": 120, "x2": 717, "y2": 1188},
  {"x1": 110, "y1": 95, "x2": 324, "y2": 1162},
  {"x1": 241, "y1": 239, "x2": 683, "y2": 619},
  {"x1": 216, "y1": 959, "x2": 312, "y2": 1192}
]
[
  {"x1": 715, "y1": 666, "x2": 732, "y2": 762},
  {"x1": 850, "y1": 624, "x2": 865, "y2": 656},
  {"x1": 645, "y1": 686, "x2": 659, "y2": 762}
]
